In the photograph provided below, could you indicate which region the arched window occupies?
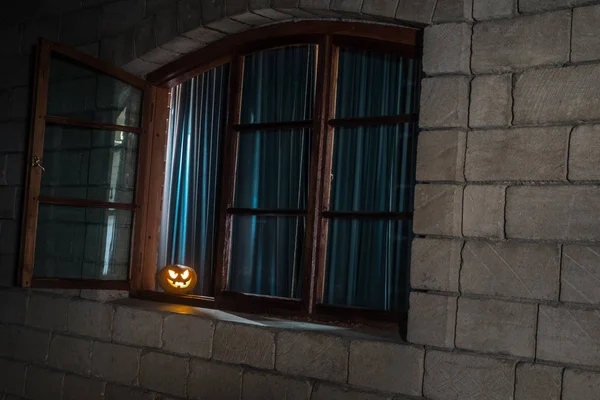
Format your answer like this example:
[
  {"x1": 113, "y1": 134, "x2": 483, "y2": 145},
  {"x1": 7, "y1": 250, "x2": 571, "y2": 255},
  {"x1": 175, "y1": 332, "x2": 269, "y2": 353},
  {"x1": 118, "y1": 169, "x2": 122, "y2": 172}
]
[{"x1": 21, "y1": 21, "x2": 421, "y2": 329}]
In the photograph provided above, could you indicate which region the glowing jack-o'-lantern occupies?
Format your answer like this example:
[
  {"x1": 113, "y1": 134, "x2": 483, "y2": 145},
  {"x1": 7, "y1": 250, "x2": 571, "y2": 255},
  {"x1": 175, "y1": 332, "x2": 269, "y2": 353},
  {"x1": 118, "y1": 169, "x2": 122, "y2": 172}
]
[{"x1": 157, "y1": 265, "x2": 197, "y2": 294}]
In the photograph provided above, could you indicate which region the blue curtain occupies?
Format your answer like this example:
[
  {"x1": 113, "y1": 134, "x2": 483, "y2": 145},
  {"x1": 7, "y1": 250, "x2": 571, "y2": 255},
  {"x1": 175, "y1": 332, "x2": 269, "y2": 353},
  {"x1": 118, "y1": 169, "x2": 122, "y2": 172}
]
[
  {"x1": 157, "y1": 64, "x2": 230, "y2": 296},
  {"x1": 324, "y1": 49, "x2": 420, "y2": 311},
  {"x1": 228, "y1": 46, "x2": 316, "y2": 298}
]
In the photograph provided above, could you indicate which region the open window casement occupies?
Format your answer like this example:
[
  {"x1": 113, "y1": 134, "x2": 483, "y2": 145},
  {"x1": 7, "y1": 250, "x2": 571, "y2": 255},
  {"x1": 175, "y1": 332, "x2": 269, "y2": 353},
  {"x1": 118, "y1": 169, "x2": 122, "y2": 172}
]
[{"x1": 20, "y1": 40, "x2": 168, "y2": 290}]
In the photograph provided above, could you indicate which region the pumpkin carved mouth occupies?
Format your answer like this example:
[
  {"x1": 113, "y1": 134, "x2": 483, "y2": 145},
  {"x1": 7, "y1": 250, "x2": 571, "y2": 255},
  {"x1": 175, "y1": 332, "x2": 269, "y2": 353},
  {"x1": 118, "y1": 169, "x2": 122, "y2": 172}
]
[{"x1": 167, "y1": 279, "x2": 192, "y2": 288}]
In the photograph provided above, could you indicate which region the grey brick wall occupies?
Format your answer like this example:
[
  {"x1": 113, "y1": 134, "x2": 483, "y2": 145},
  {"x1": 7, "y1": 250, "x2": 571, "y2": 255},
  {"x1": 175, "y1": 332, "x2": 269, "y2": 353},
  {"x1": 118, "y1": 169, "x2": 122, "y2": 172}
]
[{"x1": 1, "y1": 0, "x2": 600, "y2": 399}]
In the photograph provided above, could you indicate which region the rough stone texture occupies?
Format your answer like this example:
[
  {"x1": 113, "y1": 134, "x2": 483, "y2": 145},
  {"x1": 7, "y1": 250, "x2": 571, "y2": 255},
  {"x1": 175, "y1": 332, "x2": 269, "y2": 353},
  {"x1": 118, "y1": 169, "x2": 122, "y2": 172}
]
[
  {"x1": 2, "y1": 326, "x2": 50, "y2": 364},
  {"x1": 349, "y1": 340, "x2": 423, "y2": 395},
  {"x1": 63, "y1": 374, "x2": 105, "y2": 400},
  {"x1": 112, "y1": 307, "x2": 162, "y2": 347},
  {"x1": 423, "y1": 23, "x2": 471, "y2": 75},
  {"x1": 472, "y1": 11, "x2": 570, "y2": 73},
  {"x1": 395, "y1": 0, "x2": 437, "y2": 24},
  {"x1": 276, "y1": 331, "x2": 348, "y2": 382},
  {"x1": 561, "y1": 245, "x2": 600, "y2": 304},
  {"x1": 68, "y1": 300, "x2": 113, "y2": 340},
  {"x1": 411, "y1": 238, "x2": 461, "y2": 292},
  {"x1": 420, "y1": 76, "x2": 470, "y2": 129},
  {"x1": 433, "y1": 0, "x2": 472, "y2": 22},
  {"x1": 407, "y1": 292, "x2": 457, "y2": 348},
  {"x1": 572, "y1": 5, "x2": 600, "y2": 63},
  {"x1": 105, "y1": 384, "x2": 154, "y2": 400},
  {"x1": 27, "y1": 292, "x2": 70, "y2": 331},
  {"x1": 91, "y1": 341, "x2": 141, "y2": 385},
  {"x1": 0, "y1": 290, "x2": 27, "y2": 324},
  {"x1": 24, "y1": 365, "x2": 62, "y2": 400},
  {"x1": 473, "y1": 0, "x2": 515, "y2": 20},
  {"x1": 47, "y1": 334, "x2": 92, "y2": 375},
  {"x1": 60, "y1": 8, "x2": 100, "y2": 46},
  {"x1": 514, "y1": 65, "x2": 600, "y2": 124},
  {"x1": 188, "y1": 359, "x2": 242, "y2": 400},
  {"x1": 469, "y1": 74, "x2": 512, "y2": 128},
  {"x1": 413, "y1": 184, "x2": 463, "y2": 237},
  {"x1": 519, "y1": 0, "x2": 589, "y2": 13},
  {"x1": 506, "y1": 186, "x2": 600, "y2": 241},
  {"x1": 462, "y1": 185, "x2": 505, "y2": 238},
  {"x1": 456, "y1": 297, "x2": 537, "y2": 357},
  {"x1": 361, "y1": 0, "x2": 398, "y2": 18},
  {"x1": 416, "y1": 130, "x2": 466, "y2": 182},
  {"x1": 569, "y1": 124, "x2": 600, "y2": 181},
  {"x1": 563, "y1": 369, "x2": 600, "y2": 400},
  {"x1": 241, "y1": 371, "x2": 312, "y2": 400},
  {"x1": 461, "y1": 241, "x2": 560, "y2": 300},
  {"x1": 515, "y1": 363, "x2": 562, "y2": 400},
  {"x1": 466, "y1": 127, "x2": 568, "y2": 181},
  {"x1": 311, "y1": 384, "x2": 389, "y2": 400},
  {"x1": 330, "y1": 0, "x2": 363, "y2": 13},
  {"x1": 99, "y1": 0, "x2": 145, "y2": 37},
  {"x1": 0, "y1": 358, "x2": 26, "y2": 396},
  {"x1": 162, "y1": 314, "x2": 213, "y2": 358},
  {"x1": 424, "y1": 350, "x2": 515, "y2": 400},
  {"x1": 213, "y1": 322, "x2": 275, "y2": 369},
  {"x1": 537, "y1": 305, "x2": 600, "y2": 367},
  {"x1": 139, "y1": 352, "x2": 188, "y2": 397}
]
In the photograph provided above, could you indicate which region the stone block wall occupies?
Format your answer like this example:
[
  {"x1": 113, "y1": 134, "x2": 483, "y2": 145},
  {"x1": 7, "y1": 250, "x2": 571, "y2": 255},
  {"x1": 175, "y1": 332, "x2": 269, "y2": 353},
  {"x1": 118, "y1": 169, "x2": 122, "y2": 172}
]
[{"x1": 1, "y1": 0, "x2": 600, "y2": 399}]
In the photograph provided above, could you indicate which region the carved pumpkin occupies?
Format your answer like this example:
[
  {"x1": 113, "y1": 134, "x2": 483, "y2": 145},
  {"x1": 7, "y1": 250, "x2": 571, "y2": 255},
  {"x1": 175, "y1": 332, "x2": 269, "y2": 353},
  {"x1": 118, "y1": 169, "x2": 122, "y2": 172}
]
[{"x1": 157, "y1": 264, "x2": 197, "y2": 294}]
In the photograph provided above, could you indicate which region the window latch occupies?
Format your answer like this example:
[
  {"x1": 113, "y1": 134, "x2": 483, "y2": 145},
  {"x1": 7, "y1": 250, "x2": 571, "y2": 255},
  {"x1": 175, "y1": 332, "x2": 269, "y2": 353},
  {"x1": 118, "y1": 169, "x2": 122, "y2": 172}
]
[{"x1": 32, "y1": 156, "x2": 45, "y2": 172}]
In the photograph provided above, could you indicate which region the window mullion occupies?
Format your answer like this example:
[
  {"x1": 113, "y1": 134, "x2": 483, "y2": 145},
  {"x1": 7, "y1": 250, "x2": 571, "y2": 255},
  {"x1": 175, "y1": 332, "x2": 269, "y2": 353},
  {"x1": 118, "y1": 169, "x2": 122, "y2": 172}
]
[
  {"x1": 214, "y1": 53, "x2": 245, "y2": 296},
  {"x1": 303, "y1": 35, "x2": 337, "y2": 314}
]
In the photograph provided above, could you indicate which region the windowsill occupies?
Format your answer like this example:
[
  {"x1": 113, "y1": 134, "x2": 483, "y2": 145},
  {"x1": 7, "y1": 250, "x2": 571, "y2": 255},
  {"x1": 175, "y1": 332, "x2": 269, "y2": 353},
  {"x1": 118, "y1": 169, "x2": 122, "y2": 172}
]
[{"x1": 116, "y1": 295, "x2": 406, "y2": 344}]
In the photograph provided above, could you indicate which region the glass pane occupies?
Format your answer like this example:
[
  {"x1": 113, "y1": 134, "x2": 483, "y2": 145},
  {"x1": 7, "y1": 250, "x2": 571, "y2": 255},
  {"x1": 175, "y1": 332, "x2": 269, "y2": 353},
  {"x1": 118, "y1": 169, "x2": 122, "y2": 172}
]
[
  {"x1": 47, "y1": 55, "x2": 143, "y2": 127},
  {"x1": 40, "y1": 125, "x2": 138, "y2": 204},
  {"x1": 324, "y1": 219, "x2": 412, "y2": 311},
  {"x1": 335, "y1": 48, "x2": 419, "y2": 118},
  {"x1": 34, "y1": 204, "x2": 132, "y2": 280},
  {"x1": 329, "y1": 124, "x2": 417, "y2": 212},
  {"x1": 235, "y1": 129, "x2": 310, "y2": 210},
  {"x1": 158, "y1": 64, "x2": 230, "y2": 296},
  {"x1": 229, "y1": 216, "x2": 304, "y2": 298},
  {"x1": 240, "y1": 45, "x2": 316, "y2": 124}
]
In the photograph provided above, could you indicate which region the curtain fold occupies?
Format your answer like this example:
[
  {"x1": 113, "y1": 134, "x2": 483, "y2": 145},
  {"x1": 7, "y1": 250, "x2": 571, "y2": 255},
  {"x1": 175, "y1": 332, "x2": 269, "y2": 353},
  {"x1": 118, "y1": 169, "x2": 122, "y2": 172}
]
[
  {"x1": 228, "y1": 46, "x2": 316, "y2": 298},
  {"x1": 157, "y1": 64, "x2": 230, "y2": 296},
  {"x1": 325, "y1": 49, "x2": 420, "y2": 311}
]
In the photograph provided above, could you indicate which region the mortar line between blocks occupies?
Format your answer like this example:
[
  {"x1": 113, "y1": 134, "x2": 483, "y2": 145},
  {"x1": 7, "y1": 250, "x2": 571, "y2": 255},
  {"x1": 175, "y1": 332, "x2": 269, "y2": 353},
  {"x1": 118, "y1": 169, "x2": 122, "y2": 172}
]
[
  {"x1": 558, "y1": 244, "x2": 564, "y2": 305},
  {"x1": 453, "y1": 289, "x2": 461, "y2": 350},
  {"x1": 503, "y1": 186, "x2": 508, "y2": 240},
  {"x1": 569, "y1": 8, "x2": 574, "y2": 63},
  {"x1": 533, "y1": 303, "x2": 540, "y2": 361},
  {"x1": 431, "y1": 0, "x2": 440, "y2": 24},
  {"x1": 566, "y1": 125, "x2": 575, "y2": 182},
  {"x1": 559, "y1": 366, "x2": 566, "y2": 399},
  {"x1": 511, "y1": 360, "x2": 518, "y2": 399}
]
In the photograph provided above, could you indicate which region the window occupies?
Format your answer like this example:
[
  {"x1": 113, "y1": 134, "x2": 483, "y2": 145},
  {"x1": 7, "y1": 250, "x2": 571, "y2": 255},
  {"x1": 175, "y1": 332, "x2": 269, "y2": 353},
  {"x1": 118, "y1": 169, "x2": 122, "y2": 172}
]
[
  {"x1": 20, "y1": 41, "x2": 163, "y2": 289},
  {"x1": 21, "y1": 22, "x2": 420, "y2": 329}
]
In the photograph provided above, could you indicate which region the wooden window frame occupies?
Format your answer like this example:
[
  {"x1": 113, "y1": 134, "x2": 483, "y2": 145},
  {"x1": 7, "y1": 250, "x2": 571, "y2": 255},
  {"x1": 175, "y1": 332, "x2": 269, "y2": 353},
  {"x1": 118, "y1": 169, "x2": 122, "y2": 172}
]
[
  {"x1": 20, "y1": 39, "x2": 169, "y2": 290},
  {"x1": 134, "y1": 21, "x2": 422, "y2": 331}
]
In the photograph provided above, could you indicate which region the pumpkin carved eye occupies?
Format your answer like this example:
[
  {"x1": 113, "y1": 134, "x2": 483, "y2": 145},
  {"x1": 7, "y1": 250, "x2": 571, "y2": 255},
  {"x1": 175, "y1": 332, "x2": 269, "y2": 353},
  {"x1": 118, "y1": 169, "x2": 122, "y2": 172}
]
[
  {"x1": 168, "y1": 270, "x2": 179, "y2": 279},
  {"x1": 181, "y1": 270, "x2": 189, "y2": 280}
]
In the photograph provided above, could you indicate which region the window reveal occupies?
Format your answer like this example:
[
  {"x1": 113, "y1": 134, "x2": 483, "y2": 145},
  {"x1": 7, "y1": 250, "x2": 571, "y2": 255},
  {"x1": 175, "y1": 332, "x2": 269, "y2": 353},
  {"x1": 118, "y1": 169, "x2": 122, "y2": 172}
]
[{"x1": 157, "y1": 35, "x2": 420, "y2": 319}]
